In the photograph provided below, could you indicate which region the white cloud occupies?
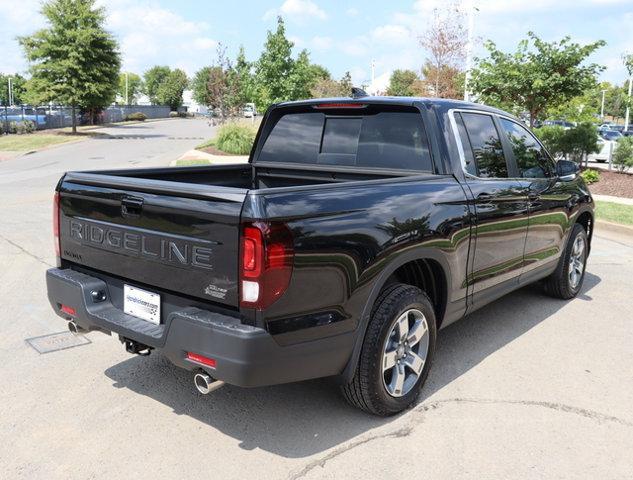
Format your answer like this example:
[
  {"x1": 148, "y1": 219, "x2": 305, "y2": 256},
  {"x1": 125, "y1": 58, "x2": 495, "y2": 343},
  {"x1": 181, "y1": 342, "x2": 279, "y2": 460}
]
[
  {"x1": 103, "y1": 1, "x2": 216, "y2": 75},
  {"x1": 371, "y1": 24, "x2": 412, "y2": 45},
  {"x1": 340, "y1": 36, "x2": 370, "y2": 56},
  {"x1": 192, "y1": 37, "x2": 218, "y2": 51},
  {"x1": 346, "y1": 7, "x2": 359, "y2": 17},
  {"x1": 311, "y1": 36, "x2": 333, "y2": 51},
  {"x1": 263, "y1": 0, "x2": 327, "y2": 23}
]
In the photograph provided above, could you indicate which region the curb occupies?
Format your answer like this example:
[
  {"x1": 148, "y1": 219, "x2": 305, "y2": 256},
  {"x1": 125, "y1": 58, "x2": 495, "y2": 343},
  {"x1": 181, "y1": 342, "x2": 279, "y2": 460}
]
[
  {"x1": 0, "y1": 136, "x2": 87, "y2": 161},
  {"x1": 594, "y1": 220, "x2": 633, "y2": 237}
]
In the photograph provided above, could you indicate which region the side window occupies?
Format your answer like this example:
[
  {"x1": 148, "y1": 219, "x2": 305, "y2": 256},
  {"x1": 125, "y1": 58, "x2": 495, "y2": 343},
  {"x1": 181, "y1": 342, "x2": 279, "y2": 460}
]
[
  {"x1": 460, "y1": 112, "x2": 508, "y2": 178},
  {"x1": 499, "y1": 118, "x2": 554, "y2": 178}
]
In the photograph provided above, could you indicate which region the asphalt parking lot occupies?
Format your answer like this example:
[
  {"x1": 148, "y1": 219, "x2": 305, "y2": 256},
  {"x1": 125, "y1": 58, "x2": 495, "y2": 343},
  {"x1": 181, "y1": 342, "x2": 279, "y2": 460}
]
[{"x1": 1, "y1": 119, "x2": 632, "y2": 479}]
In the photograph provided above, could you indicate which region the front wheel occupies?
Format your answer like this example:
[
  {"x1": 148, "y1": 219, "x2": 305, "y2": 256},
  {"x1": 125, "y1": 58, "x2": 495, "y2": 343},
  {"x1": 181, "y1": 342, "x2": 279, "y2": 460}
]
[
  {"x1": 544, "y1": 223, "x2": 588, "y2": 299},
  {"x1": 341, "y1": 284, "x2": 437, "y2": 416}
]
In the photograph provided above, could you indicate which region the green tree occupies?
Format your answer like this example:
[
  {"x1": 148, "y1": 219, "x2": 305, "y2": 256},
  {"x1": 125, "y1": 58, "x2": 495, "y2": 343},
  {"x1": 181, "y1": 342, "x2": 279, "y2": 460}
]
[
  {"x1": 0, "y1": 73, "x2": 28, "y2": 105},
  {"x1": 234, "y1": 45, "x2": 255, "y2": 104},
  {"x1": 310, "y1": 71, "x2": 352, "y2": 98},
  {"x1": 254, "y1": 16, "x2": 294, "y2": 110},
  {"x1": 287, "y1": 50, "x2": 327, "y2": 100},
  {"x1": 143, "y1": 66, "x2": 170, "y2": 104},
  {"x1": 117, "y1": 72, "x2": 143, "y2": 105},
  {"x1": 471, "y1": 32, "x2": 606, "y2": 127},
  {"x1": 191, "y1": 66, "x2": 215, "y2": 107},
  {"x1": 386, "y1": 69, "x2": 422, "y2": 96},
  {"x1": 19, "y1": 0, "x2": 120, "y2": 132},
  {"x1": 192, "y1": 44, "x2": 245, "y2": 120},
  {"x1": 156, "y1": 69, "x2": 188, "y2": 110},
  {"x1": 613, "y1": 136, "x2": 633, "y2": 173}
]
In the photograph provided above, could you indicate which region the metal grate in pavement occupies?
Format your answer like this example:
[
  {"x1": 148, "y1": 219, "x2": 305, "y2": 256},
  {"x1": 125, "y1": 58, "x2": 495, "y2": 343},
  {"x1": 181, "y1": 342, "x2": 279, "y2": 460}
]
[{"x1": 26, "y1": 331, "x2": 91, "y2": 354}]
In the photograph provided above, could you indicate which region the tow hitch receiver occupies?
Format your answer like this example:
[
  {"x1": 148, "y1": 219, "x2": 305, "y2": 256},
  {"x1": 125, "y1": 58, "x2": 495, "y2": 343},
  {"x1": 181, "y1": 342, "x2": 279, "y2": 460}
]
[{"x1": 121, "y1": 336, "x2": 152, "y2": 356}]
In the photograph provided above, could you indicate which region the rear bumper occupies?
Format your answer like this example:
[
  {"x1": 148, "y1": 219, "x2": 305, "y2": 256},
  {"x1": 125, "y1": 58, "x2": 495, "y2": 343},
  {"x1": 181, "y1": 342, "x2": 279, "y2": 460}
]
[{"x1": 46, "y1": 268, "x2": 353, "y2": 387}]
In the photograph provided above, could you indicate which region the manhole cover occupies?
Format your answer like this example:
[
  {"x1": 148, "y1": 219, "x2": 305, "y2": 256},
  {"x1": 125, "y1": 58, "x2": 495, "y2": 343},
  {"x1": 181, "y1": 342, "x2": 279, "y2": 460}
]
[{"x1": 26, "y1": 331, "x2": 91, "y2": 354}]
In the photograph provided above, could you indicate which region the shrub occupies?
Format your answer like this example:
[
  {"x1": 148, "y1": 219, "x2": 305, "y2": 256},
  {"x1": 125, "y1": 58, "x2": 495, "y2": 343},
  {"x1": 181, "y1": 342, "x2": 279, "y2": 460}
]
[
  {"x1": 215, "y1": 123, "x2": 256, "y2": 155},
  {"x1": 169, "y1": 111, "x2": 189, "y2": 118},
  {"x1": 613, "y1": 136, "x2": 633, "y2": 173},
  {"x1": 580, "y1": 169, "x2": 600, "y2": 184},
  {"x1": 562, "y1": 122, "x2": 600, "y2": 162},
  {"x1": 124, "y1": 112, "x2": 147, "y2": 121},
  {"x1": 169, "y1": 111, "x2": 179, "y2": 118},
  {"x1": 535, "y1": 125, "x2": 566, "y2": 158},
  {"x1": 535, "y1": 123, "x2": 600, "y2": 163}
]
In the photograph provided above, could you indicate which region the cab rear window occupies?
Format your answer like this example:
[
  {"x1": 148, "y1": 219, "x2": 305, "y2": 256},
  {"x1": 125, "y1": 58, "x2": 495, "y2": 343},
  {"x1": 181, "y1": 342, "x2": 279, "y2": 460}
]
[{"x1": 257, "y1": 109, "x2": 433, "y2": 171}]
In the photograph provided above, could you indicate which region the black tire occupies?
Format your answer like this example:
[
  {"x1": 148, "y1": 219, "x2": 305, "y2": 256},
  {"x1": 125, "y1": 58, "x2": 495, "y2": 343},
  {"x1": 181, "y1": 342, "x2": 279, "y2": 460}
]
[
  {"x1": 543, "y1": 223, "x2": 588, "y2": 299},
  {"x1": 341, "y1": 283, "x2": 437, "y2": 416}
]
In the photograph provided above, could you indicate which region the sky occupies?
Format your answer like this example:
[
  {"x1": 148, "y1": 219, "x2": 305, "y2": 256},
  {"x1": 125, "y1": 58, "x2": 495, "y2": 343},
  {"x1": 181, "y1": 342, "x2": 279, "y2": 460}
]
[{"x1": 1, "y1": 0, "x2": 632, "y2": 93}]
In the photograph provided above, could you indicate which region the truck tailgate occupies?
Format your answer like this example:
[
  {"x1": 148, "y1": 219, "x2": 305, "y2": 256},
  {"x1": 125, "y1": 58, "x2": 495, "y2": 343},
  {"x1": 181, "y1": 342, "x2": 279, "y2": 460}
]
[{"x1": 58, "y1": 174, "x2": 246, "y2": 307}]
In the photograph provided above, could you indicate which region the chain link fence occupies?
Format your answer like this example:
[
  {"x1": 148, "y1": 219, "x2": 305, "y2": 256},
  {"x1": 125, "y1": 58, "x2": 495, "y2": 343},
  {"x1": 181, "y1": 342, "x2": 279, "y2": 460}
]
[{"x1": 1, "y1": 104, "x2": 177, "y2": 133}]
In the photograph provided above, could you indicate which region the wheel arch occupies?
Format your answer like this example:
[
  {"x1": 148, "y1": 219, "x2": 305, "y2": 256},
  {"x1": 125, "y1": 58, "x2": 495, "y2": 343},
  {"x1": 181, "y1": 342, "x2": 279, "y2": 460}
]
[
  {"x1": 338, "y1": 247, "x2": 451, "y2": 384},
  {"x1": 576, "y1": 208, "x2": 594, "y2": 252}
]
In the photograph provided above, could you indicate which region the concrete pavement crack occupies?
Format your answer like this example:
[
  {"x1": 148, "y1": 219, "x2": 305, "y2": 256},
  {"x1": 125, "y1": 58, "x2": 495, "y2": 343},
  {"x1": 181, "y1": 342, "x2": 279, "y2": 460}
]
[
  {"x1": 288, "y1": 397, "x2": 632, "y2": 480},
  {"x1": 0, "y1": 233, "x2": 54, "y2": 268}
]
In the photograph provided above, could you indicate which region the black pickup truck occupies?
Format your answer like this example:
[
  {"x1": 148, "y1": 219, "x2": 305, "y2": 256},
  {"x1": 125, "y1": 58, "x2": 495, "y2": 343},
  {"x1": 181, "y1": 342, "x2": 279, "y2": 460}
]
[{"x1": 46, "y1": 96, "x2": 594, "y2": 415}]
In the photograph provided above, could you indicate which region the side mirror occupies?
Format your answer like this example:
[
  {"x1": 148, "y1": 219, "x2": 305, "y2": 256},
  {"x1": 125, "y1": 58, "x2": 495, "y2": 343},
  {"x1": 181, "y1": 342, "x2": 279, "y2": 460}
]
[{"x1": 556, "y1": 159, "x2": 579, "y2": 181}]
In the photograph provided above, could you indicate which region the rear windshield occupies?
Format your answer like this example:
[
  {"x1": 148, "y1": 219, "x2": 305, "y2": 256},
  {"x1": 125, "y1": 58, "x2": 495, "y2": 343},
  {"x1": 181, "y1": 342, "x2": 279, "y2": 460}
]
[{"x1": 257, "y1": 109, "x2": 433, "y2": 171}]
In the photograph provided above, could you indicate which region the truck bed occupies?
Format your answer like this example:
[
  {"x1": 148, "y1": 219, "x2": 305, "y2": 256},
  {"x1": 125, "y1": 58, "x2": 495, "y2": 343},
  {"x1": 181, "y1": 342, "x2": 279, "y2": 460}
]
[{"x1": 66, "y1": 162, "x2": 409, "y2": 193}]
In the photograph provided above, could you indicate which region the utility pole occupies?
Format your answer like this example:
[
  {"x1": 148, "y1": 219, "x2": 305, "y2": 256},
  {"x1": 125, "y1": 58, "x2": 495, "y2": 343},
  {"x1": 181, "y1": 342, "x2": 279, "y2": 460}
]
[
  {"x1": 624, "y1": 53, "x2": 633, "y2": 130},
  {"x1": 125, "y1": 72, "x2": 129, "y2": 105},
  {"x1": 370, "y1": 59, "x2": 375, "y2": 93},
  {"x1": 600, "y1": 89, "x2": 607, "y2": 120},
  {"x1": 625, "y1": 76, "x2": 632, "y2": 130},
  {"x1": 463, "y1": 0, "x2": 476, "y2": 102}
]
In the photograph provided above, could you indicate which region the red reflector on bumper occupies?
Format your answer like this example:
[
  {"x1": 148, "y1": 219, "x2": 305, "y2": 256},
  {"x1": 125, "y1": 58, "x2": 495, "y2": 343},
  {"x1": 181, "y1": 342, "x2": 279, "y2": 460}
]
[
  {"x1": 186, "y1": 352, "x2": 216, "y2": 368},
  {"x1": 60, "y1": 304, "x2": 76, "y2": 316}
]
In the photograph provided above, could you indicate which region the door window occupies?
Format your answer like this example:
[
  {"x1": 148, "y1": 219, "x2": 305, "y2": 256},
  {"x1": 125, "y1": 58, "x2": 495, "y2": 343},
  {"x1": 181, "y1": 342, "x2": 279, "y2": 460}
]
[
  {"x1": 499, "y1": 118, "x2": 554, "y2": 178},
  {"x1": 460, "y1": 112, "x2": 508, "y2": 178}
]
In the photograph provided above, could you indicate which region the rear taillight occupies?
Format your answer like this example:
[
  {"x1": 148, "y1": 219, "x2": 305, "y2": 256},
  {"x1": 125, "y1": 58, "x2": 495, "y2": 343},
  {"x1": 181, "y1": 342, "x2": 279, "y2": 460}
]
[
  {"x1": 60, "y1": 304, "x2": 76, "y2": 316},
  {"x1": 186, "y1": 352, "x2": 217, "y2": 368},
  {"x1": 53, "y1": 192, "x2": 60, "y2": 257},
  {"x1": 239, "y1": 222, "x2": 293, "y2": 309}
]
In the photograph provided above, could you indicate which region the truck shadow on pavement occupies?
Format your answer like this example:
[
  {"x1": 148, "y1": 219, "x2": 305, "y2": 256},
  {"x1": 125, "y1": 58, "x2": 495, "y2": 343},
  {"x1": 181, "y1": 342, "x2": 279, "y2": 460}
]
[{"x1": 104, "y1": 272, "x2": 600, "y2": 458}]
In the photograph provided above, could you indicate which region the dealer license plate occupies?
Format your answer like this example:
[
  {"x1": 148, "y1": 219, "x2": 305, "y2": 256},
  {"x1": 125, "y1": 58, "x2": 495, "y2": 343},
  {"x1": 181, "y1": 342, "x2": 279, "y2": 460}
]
[{"x1": 123, "y1": 284, "x2": 161, "y2": 325}]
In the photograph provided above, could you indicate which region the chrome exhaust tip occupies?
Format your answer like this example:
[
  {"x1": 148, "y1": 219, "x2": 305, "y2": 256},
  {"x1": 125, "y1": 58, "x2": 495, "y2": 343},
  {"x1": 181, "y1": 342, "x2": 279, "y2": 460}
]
[
  {"x1": 194, "y1": 373, "x2": 225, "y2": 395},
  {"x1": 68, "y1": 321, "x2": 87, "y2": 335}
]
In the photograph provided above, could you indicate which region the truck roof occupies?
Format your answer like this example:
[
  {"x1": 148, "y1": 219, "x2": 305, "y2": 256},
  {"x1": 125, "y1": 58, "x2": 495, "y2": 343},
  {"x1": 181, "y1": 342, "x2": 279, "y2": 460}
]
[{"x1": 276, "y1": 96, "x2": 512, "y2": 117}]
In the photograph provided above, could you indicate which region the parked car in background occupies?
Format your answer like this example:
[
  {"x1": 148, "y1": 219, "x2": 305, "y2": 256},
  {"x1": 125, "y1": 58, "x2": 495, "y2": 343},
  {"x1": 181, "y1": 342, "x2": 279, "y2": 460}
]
[
  {"x1": 543, "y1": 120, "x2": 576, "y2": 129},
  {"x1": 243, "y1": 103, "x2": 257, "y2": 118},
  {"x1": 600, "y1": 130, "x2": 623, "y2": 141},
  {"x1": 591, "y1": 137, "x2": 613, "y2": 162}
]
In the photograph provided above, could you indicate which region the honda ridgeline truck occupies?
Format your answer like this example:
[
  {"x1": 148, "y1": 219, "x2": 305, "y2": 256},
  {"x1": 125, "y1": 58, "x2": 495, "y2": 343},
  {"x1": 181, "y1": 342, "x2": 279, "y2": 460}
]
[{"x1": 46, "y1": 95, "x2": 593, "y2": 415}]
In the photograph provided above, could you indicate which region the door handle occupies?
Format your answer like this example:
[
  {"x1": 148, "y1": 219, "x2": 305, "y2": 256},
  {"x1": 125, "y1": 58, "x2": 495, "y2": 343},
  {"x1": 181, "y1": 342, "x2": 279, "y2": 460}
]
[
  {"x1": 477, "y1": 193, "x2": 494, "y2": 201},
  {"x1": 121, "y1": 196, "x2": 144, "y2": 217}
]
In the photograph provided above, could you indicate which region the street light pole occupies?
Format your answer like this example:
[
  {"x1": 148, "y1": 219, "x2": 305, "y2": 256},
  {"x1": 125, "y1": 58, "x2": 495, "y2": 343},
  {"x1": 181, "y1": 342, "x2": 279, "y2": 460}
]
[
  {"x1": 600, "y1": 89, "x2": 607, "y2": 120},
  {"x1": 625, "y1": 76, "x2": 632, "y2": 130},
  {"x1": 624, "y1": 53, "x2": 633, "y2": 131},
  {"x1": 463, "y1": 0, "x2": 475, "y2": 101}
]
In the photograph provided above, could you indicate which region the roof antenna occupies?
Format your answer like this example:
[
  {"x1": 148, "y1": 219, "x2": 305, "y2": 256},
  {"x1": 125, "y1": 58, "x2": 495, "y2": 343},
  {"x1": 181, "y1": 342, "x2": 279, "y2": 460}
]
[{"x1": 351, "y1": 87, "x2": 368, "y2": 99}]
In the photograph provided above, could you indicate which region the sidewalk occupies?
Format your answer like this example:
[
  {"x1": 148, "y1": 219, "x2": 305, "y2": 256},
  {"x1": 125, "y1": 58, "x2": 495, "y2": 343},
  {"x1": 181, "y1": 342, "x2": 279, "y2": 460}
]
[
  {"x1": 170, "y1": 149, "x2": 248, "y2": 166},
  {"x1": 592, "y1": 194, "x2": 633, "y2": 206}
]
